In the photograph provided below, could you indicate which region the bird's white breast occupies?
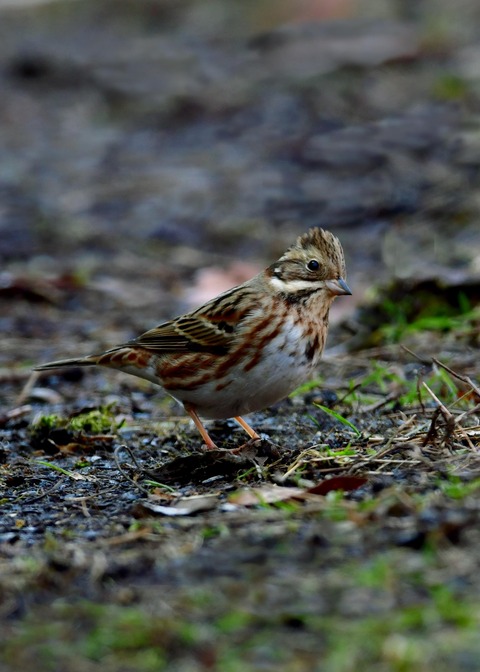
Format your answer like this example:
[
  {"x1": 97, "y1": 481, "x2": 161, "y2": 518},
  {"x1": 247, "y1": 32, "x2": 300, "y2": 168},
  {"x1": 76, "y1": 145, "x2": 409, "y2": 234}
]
[{"x1": 171, "y1": 317, "x2": 320, "y2": 419}]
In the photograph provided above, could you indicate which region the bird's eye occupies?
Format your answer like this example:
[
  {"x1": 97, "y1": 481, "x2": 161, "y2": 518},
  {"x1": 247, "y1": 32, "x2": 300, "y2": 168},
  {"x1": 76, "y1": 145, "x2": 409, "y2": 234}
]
[{"x1": 307, "y1": 259, "x2": 320, "y2": 271}]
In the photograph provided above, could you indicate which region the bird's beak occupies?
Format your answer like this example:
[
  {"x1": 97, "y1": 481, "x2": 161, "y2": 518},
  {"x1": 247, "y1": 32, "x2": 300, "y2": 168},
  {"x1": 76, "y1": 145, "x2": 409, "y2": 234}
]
[{"x1": 325, "y1": 277, "x2": 352, "y2": 296}]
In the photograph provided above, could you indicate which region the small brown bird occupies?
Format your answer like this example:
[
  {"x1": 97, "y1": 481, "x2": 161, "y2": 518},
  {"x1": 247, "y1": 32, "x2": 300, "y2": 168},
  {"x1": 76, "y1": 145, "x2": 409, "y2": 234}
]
[{"x1": 35, "y1": 228, "x2": 351, "y2": 449}]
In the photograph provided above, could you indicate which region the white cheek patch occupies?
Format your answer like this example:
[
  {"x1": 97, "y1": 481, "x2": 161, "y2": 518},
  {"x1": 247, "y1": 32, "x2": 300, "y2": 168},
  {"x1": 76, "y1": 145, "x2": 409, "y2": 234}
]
[{"x1": 269, "y1": 277, "x2": 324, "y2": 293}]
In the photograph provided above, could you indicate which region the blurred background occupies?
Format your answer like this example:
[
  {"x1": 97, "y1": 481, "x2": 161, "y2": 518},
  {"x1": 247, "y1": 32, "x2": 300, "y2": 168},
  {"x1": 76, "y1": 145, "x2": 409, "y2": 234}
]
[
  {"x1": 2, "y1": 5, "x2": 480, "y2": 670},
  {"x1": 1, "y1": 0, "x2": 480, "y2": 368}
]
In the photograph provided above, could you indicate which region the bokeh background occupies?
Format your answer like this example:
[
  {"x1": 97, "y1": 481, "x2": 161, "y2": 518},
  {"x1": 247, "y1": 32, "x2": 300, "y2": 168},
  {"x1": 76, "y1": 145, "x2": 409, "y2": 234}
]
[
  {"x1": 2, "y1": 4, "x2": 480, "y2": 672},
  {"x1": 1, "y1": 0, "x2": 480, "y2": 372}
]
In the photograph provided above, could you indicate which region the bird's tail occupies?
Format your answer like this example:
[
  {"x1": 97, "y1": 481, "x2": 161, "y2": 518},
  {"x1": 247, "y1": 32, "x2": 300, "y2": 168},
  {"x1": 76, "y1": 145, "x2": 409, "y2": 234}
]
[{"x1": 34, "y1": 355, "x2": 99, "y2": 371}]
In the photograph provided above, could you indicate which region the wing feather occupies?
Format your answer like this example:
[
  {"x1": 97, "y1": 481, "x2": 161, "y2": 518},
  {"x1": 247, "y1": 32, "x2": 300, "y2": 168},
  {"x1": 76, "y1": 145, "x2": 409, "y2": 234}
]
[
  {"x1": 119, "y1": 283, "x2": 257, "y2": 355},
  {"x1": 127, "y1": 315, "x2": 233, "y2": 354}
]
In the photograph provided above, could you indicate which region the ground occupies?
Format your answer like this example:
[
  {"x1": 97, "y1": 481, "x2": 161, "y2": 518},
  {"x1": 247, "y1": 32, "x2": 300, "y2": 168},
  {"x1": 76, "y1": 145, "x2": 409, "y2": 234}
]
[{"x1": 1, "y1": 1, "x2": 480, "y2": 670}]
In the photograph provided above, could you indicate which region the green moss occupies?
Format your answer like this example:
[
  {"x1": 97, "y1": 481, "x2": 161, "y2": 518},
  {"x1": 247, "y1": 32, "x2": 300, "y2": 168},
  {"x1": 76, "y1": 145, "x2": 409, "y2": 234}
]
[
  {"x1": 32, "y1": 414, "x2": 63, "y2": 430},
  {"x1": 67, "y1": 405, "x2": 123, "y2": 433},
  {"x1": 433, "y1": 73, "x2": 470, "y2": 101},
  {"x1": 30, "y1": 405, "x2": 125, "y2": 451}
]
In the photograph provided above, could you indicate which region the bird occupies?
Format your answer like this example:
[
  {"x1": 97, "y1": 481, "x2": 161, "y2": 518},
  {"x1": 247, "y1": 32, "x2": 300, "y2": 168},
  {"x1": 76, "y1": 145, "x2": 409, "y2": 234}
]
[{"x1": 35, "y1": 228, "x2": 351, "y2": 449}]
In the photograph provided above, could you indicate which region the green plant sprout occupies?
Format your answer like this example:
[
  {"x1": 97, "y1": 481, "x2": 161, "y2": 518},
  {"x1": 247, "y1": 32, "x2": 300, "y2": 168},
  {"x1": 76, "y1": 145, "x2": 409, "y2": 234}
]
[
  {"x1": 313, "y1": 403, "x2": 361, "y2": 437},
  {"x1": 379, "y1": 288, "x2": 480, "y2": 344}
]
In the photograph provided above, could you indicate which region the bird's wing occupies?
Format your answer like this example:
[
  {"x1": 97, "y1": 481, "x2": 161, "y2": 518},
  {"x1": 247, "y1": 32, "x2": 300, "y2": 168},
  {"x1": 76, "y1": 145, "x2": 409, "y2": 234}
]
[{"x1": 128, "y1": 314, "x2": 234, "y2": 354}]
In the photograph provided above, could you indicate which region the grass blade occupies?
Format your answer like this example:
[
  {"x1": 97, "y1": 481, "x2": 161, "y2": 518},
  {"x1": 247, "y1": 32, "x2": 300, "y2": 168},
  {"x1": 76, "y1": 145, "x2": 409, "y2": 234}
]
[{"x1": 313, "y1": 403, "x2": 361, "y2": 437}]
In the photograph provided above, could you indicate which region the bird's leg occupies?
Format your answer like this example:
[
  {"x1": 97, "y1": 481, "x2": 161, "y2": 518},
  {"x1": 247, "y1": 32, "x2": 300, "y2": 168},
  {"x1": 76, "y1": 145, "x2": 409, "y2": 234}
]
[
  {"x1": 184, "y1": 403, "x2": 217, "y2": 450},
  {"x1": 234, "y1": 416, "x2": 261, "y2": 441},
  {"x1": 183, "y1": 406, "x2": 260, "y2": 451}
]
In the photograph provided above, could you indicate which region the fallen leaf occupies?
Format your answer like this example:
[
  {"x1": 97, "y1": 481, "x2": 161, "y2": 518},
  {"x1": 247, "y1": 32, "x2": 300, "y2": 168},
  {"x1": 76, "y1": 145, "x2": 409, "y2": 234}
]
[
  {"x1": 229, "y1": 484, "x2": 303, "y2": 506},
  {"x1": 307, "y1": 475, "x2": 368, "y2": 496},
  {"x1": 28, "y1": 387, "x2": 64, "y2": 404},
  {"x1": 186, "y1": 262, "x2": 260, "y2": 307},
  {"x1": 229, "y1": 477, "x2": 368, "y2": 507},
  {"x1": 133, "y1": 494, "x2": 219, "y2": 517},
  {"x1": 0, "y1": 272, "x2": 62, "y2": 303}
]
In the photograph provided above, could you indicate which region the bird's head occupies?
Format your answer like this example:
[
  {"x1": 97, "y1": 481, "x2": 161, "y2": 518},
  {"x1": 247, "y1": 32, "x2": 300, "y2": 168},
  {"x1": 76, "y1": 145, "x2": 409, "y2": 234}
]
[{"x1": 267, "y1": 228, "x2": 351, "y2": 300}]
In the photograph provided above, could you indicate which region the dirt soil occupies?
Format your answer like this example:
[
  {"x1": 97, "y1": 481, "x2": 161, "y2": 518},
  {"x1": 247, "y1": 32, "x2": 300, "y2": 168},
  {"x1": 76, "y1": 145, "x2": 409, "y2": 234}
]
[{"x1": 1, "y1": 1, "x2": 480, "y2": 671}]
